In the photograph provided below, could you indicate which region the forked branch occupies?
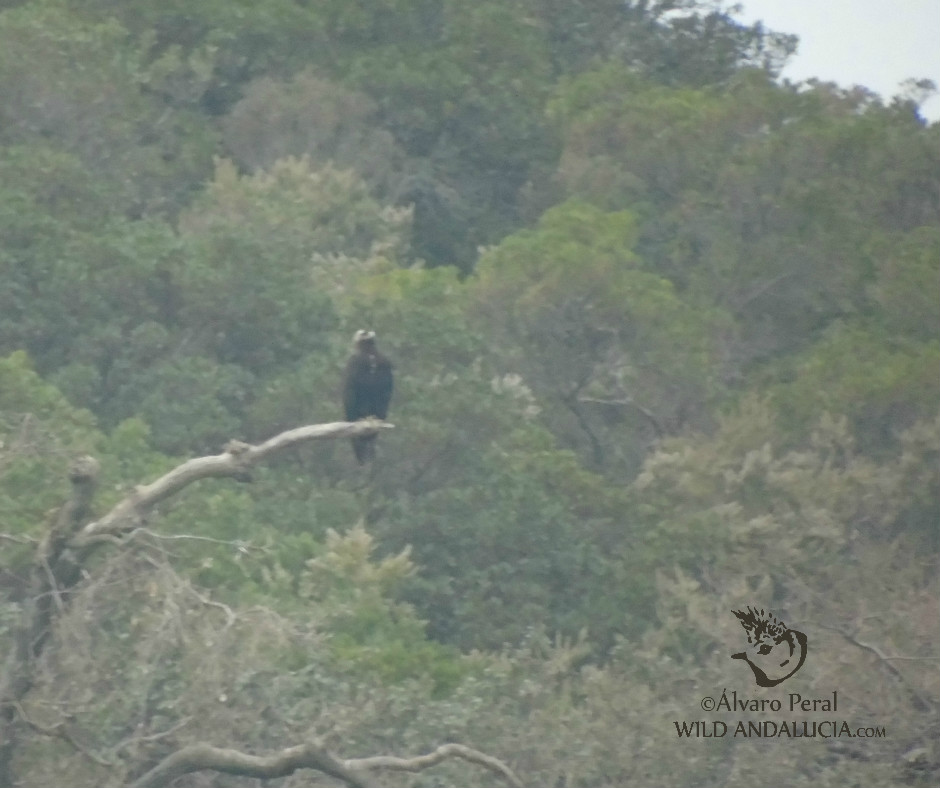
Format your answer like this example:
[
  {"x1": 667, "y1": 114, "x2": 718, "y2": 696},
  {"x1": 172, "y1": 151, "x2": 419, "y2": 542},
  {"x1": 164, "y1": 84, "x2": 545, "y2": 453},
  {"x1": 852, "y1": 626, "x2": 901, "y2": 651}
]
[
  {"x1": 130, "y1": 740, "x2": 524, "y2": 788},
  {"x1": 76, "y1": 420, "x2": 393, "y2": 544}
]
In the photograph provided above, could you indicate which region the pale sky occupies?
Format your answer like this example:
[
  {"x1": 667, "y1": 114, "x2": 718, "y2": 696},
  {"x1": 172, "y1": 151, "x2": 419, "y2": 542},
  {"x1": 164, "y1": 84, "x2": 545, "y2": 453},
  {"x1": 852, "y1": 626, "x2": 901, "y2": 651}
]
[{"x1": 735, "y1": 0, "x2": 940, "y2": 122}]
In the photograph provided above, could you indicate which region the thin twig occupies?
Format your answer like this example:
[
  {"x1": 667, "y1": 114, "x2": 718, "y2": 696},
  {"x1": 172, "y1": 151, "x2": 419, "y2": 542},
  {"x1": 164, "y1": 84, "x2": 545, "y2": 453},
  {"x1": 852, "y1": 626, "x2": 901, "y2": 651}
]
[
  {"x1": 130, "y1": 530, "x2": 260, "y2": 552},
  {"x1": 349, "y1": 742, "x2": 526, "y2": 788},
  {"x1": 810, "y1": 621, "x2": 935, "y2": 712},
  {"x1": 578, "y1": 395, "x2": 665, "y2": 437},
  {"x1": 0, "y1": 533, "x2": 39, "y2": 545},
  {"x1": 112, "y1": 717, "x2": 193, "y2": 757},
  {"x1": 38, "y1": 555, "x2": 65, "y2": 616},
  {"x1": 186, "y1": 586, "x2": 237, "y2": 631},
  {"x1": 12, "y1": 702, "x2": 113, "y2": 768}
]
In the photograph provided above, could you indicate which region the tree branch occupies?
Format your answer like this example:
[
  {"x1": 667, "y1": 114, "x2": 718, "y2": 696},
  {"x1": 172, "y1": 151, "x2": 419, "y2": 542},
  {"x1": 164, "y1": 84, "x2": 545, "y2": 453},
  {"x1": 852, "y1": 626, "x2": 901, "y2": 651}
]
[
  {"x1": 122, "y1": 528, "x2": 260, "y2": 551},
  {"x1": 0, "y1": 457, "x2": 104, "y2": 785},
  {"x1": 129, "y1": 741, "x2": 380, "y2": 788},
  {"x1": 727, "y1": 272, "x2": 793, "y2": 313},
  {"x1": 0, "y1": 533, "x2": 38, "y2": 545},
  {"x1": 12, "y1": 702, "x2": 114, "y2": 769},
  {"x1": 811, "y1": 621, "x2": 935, "y2": 713},
  {"x1": 112, "y1": 717, "x2": 193, "y2": 758},
  {"x1": 561, "y1": 374, "x2": 605, "y2": 467},
  {"x1": 75, "y1": 420, "x2": 392, "y2": 545},
  {"x1": 349, "y1": 742, "x2": 526, "y2": 788},
  {"x1": 578, "y1": 395, "x2": 665, "y2": 438},
  {"x1": 129, "y1": 740, "x2": 525, "y2": 788}
]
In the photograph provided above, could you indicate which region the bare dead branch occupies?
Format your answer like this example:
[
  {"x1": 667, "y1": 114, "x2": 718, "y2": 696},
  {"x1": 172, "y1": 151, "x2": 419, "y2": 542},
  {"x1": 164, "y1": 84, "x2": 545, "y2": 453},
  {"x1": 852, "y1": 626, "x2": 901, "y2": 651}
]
[
  {"x1": 0, "y1": 533, "x2": 38, "y2": 545},
  {"x1": 112, "y1": 717, "x2": 193, "y2": 758},
  {"x1": 13, "y1": 702, "x2": 113, "y2": 768},
  {"x1": 349, "y1": 742, "x2": 526, "y2": 788},
  {"x1": 561, "y1": 373, "x2": 605, "y2": 466},
  {"x1": 128, "y1": 741, "x2": 380, "y2": 788},
  {"x1": 129, "y1": 739, "x2": 525, "y2": 788},
  {"x1": 2, "y1": 456, "x2": 102, "y2": 704},
  {"x1": 727, "y1": 272, "x2": 793, "y2": 313},
  {"x1": 124, "y1": 528, "x2": 261, "y2": 553},
  {"x1": 811, "y1": 621, "x2": 935, "y2": 713},
  {"x1": 578, "y1": 395, "x2": 665, "y2": 438},
  {"x1": 75, "y1": 420, "x2": 392, "y2": 545},
  {"x1": 38, "y1": 555, "x2": 65, "y2": 616},
  {"x1": 185, "y1": 585, "x2": 236, "y2": 630}
]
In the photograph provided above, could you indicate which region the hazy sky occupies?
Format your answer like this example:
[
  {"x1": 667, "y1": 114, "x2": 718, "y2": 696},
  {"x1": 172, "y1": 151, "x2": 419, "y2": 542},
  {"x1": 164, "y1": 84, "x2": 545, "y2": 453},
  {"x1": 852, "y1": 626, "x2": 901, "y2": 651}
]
[{"x1": 736, "y1": 0, "x2": 940, "y2": 122}]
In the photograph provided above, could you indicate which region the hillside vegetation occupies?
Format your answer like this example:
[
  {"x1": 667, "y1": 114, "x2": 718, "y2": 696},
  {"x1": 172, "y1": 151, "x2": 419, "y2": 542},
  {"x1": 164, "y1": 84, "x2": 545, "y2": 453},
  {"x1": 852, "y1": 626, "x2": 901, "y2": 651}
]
[{"x1": 0, "y1": 1, "x2": 937, "y2": 785}]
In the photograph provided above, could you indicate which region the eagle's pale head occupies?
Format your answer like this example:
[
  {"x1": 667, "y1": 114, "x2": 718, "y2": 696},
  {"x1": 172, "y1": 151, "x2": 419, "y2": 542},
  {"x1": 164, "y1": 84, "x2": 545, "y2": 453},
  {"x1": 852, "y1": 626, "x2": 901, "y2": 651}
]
[
  {"x1": 731, "y1": 607, "x2": 807, "y2": 687},
  {"x1": 353, "y1": 329, "x2": 377, "y2": 350}
]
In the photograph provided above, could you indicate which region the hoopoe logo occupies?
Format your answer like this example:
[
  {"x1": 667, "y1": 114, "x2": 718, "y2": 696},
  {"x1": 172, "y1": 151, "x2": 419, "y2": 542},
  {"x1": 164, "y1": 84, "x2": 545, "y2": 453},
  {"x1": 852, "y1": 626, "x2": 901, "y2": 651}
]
[{"x1": 731, "y1": 607, "x2": 808, "y2": 687}]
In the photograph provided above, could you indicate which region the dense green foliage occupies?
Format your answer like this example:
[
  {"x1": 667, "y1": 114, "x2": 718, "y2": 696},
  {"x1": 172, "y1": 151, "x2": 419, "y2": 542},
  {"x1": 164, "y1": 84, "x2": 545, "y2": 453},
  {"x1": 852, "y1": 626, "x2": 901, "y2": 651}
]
[{"x1": 0, "y1": 0, "x2": 937, "y2": 785}]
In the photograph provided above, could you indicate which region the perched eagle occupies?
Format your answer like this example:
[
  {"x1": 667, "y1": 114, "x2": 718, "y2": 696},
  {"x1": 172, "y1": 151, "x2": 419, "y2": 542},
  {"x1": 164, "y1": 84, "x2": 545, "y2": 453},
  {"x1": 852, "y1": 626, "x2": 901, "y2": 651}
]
[{"x1": 342, "y1": 329, "x2": 393, "y2": 464}]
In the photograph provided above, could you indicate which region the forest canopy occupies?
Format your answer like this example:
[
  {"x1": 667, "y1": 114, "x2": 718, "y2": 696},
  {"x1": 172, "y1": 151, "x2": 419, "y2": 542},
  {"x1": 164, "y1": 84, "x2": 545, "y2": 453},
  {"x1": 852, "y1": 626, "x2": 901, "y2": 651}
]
[{"x1": 0, "y1": 0, "x2": 937, "y2": 786}]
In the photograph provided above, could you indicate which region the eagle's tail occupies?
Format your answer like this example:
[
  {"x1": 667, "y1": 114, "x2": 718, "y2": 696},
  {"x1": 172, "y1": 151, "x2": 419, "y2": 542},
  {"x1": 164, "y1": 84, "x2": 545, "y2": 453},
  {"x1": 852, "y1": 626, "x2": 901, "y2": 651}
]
[{"x1": 351, "y1": 435, "x2": 376, "y2": 464}]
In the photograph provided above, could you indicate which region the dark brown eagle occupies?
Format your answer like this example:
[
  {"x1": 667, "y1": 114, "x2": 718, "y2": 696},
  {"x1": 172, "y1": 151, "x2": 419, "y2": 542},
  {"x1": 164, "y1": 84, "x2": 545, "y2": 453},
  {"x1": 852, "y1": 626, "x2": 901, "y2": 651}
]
[{"x1": 342, "y1": 329, "x2": 393, "y2": 464}]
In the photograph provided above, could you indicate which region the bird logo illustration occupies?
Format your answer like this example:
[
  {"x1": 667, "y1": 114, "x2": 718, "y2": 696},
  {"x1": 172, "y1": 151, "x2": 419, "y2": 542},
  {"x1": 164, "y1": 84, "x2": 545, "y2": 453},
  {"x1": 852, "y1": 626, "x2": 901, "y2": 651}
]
[{"x1": 731, "y1": 607, "x2": 808, "y2": 687}]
